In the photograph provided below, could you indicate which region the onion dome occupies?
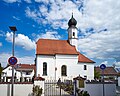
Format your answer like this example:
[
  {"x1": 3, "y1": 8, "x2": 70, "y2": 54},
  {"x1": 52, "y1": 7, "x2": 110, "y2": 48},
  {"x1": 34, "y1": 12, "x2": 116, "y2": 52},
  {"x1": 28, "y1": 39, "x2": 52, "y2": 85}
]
[{"x1": 68, "y1": 14, "x2": 77, "y2": 27}]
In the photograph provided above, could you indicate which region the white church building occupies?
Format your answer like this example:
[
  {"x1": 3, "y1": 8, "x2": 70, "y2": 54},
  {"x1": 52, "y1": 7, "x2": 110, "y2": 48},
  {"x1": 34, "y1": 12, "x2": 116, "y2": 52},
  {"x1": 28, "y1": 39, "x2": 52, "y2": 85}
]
[{"x1": 36, "y1": 15, "x2": 95, "y2": 80}]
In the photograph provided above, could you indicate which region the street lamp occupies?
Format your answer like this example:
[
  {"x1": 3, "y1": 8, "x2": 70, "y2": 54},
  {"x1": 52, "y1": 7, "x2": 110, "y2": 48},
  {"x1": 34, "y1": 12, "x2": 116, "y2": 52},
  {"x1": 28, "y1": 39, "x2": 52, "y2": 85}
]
[
  {"x1": 9, "y1": 26, "x2": 17, "y2": 56},
  {"x1": 9, "y1": 26, "x2": 17, "y2": 96}
]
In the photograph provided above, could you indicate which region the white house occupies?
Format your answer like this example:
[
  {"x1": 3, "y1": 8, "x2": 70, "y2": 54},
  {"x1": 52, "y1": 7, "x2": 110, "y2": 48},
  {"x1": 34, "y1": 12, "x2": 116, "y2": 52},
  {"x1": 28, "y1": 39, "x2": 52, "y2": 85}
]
[
  {"x1": 36, "y1": 14, "x2": 95, "y2": 80},
  {"x1": 1, "y1": 64, "x2": 35, "y2": 82}
]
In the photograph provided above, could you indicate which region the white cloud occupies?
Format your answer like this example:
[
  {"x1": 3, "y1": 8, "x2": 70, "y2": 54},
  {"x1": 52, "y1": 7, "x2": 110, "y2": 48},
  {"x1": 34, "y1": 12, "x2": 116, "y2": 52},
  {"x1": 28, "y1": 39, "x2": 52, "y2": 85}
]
[
  {"x1": 25, "y1": 7, "x2": 41, "y2": 23},
  {"x1": 13, "y1": 16, "x2": 20, "y2": 20},
  {"x1": 0, "y1": 53, "x2": 11, "y2": 67},
  {"x1": 115, "y1": 62, "x2": 120, "y2": 67},
  {"x1": 25, "y1": 0, "x2": 120, "y2": 32},
  {"x1": 24, "y1": 0, "x2": 120, "y2": 62},
  {"x1": 0, "y1": 53, "x2": 34, "y2": 67},
  {"x1": 17, "y1": 0, "x2": 120, "y2": 65},
  {"x1": 78, "y1": 30, "x2": 120, "y2": 62},
  {"x1": 0, "y1": 42, "x2": 2, "y2": 47},
  {"x1": 36, "y1": 31, "x2": 61, "y2": 41},
  {"x1": 101, "y1": 61, "x2": 108, "y2": 65},
  {"x1": 17, "y1": 56, "x2": 35, "y2": 64},
  {"x1": 6, "y1": 32, "x2": 35, "y2": 50},
  {"x1": 81, "y1": 0, "x2": 120, "y2": 31},
  {"x1": 25, "y1": 0, "x2": 82, "y2": 29},
  {"x1": 25, "y1": 7, "x2": 37, "y2": 18},
  {"x1": 0, "y1": 30, "x2": 5, "y2": 37},
  {"x1": 35, "y1": 0, "x2": 49, "y2": 4},
  {"x1": 3, "y1": 0, "x2": 21, "y2": 3},
  {"x1": 24, "y1": 0, "x2": 31, "y2": 3}
]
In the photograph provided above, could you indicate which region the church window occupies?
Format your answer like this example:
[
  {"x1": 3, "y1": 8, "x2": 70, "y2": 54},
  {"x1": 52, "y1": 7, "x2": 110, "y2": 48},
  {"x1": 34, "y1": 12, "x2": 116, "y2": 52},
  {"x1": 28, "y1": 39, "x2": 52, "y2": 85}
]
[
  {"x1": 84, "y1": 65, "x2": 87, "y2": 70},
  {"x1": 61, "y1": 65, "x2": 67, "y2": 76},
  {"x1": 84, "y1": 75, "x2": 87, "y2": 79},
  {"x1": 73, "y1": 32, "x2": 75, "y2": 37},
  {"x1": 26, "y1": 72, "x2": 30, "y2": 75},
  {"x1": 43, "y1": 62, "x2": 47, "y2": 76}
]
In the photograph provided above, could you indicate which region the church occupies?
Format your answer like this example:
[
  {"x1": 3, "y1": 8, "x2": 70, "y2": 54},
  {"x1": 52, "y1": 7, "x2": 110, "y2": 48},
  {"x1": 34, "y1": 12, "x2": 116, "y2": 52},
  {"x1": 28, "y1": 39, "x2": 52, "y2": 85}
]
[{"x1": 36, "y1": 14, "x2": 95, "y2": 80}]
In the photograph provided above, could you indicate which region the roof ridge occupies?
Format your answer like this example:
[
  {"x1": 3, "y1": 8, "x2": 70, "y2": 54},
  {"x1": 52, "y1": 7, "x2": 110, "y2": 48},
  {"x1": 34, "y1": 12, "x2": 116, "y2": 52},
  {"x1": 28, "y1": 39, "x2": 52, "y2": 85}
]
[{"x1": 38, "y1": 39, "x2": 67, "y2": 41}]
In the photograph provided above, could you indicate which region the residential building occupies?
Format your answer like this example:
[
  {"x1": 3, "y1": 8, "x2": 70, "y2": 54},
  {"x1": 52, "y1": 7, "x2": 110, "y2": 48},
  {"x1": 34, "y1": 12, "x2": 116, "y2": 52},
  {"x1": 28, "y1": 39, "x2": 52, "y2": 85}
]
[
  {"x1": 95, "y1": 66, "x2": 118, "y2": 80},
  {"x1": 1, "y1": 64, "x2": 35, "y2": 82}
]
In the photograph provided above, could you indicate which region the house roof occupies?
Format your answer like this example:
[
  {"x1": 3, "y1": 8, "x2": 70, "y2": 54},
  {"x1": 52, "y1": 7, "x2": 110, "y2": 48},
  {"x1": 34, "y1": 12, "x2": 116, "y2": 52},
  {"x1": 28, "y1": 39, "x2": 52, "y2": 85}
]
[
  {"x1": 16, "y1": 64, "x2": 36, "y2": 71},
  {"x1": 73, "y1": 76, "x2": 86, "y2": 80},
  {"x1": 36, "y1": 39, "x2": 78, "y2": 55},
  {"x1": 34, "y1": 77, "x2": 45, "y2": 81},
  {"x1": 95, "y1": 67, "x2": 118, "y2": 76},
  {"x1": 36, "y1": 39, "x2": 95, "y2": 63},
  {"x1": 3, "y1": 64, "x2": 36, "y2": 72},
  {"x1": 78, "y1": 53, "x2": 95, "y2": 63}
]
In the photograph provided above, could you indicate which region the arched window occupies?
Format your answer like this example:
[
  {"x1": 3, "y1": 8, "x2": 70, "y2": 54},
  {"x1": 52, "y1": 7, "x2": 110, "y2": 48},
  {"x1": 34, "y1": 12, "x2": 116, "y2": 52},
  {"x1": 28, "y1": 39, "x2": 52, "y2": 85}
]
[
  {"x1": 84, "y1": 65, "x2": 87, "y2": 70},
  {"x1": 73, "y1": 32, "x2": 75, "y2": 37},
  {"x1": 43, "y1": 62, "x2": 47, "y2": 76},
  {"x1": 61, "y1": 65, "x2": 67, "y2": 76}
]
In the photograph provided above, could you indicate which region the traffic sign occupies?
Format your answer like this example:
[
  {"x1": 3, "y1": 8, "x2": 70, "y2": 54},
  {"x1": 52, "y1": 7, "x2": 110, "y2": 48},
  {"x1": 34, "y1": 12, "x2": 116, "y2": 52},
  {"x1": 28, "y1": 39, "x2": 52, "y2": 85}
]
[
  {"x1": 100, "y1": 64, "x2": 106, "y2": 70},
  {"x1": 8, "y1": 56, "x2": 18, "y2": 66}
]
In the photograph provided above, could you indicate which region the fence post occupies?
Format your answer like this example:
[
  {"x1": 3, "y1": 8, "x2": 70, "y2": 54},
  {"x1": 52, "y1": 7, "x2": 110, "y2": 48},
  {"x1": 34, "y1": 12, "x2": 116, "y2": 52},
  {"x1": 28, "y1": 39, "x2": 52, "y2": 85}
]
[
  {"x1": 73, "y1": 80, "x2": 77, "y2": 96},
  {"x1": 58, "y1": 78, "x2": 62, "y2": 96},
  {"x1": 60, "y1": 85, "x2": 61, "y2": 96}
]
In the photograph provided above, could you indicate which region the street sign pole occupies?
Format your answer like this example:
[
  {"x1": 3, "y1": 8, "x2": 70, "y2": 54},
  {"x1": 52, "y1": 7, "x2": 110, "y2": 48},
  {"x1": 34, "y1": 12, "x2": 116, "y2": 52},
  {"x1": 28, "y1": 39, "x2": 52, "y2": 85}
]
[
  {"x1": 9, "y1": 26, "x2": 17, "y2": 96},
  {"x1": 100, "y1": 64, "x2": 106, "y2": 96},
  {"x1": 102, "y1": 69, "x2": 105, "y2": 96},
  {"x1": 11, "y1": 30, "x2": 15, "y2": 96}
]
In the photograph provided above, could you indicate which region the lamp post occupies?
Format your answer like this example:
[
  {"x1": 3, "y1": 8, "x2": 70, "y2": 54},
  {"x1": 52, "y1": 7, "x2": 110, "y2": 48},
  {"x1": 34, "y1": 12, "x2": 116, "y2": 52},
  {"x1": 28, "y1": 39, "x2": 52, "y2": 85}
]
[{"x1": 9, "y1": 26, "x2": 17, "y2": 96}]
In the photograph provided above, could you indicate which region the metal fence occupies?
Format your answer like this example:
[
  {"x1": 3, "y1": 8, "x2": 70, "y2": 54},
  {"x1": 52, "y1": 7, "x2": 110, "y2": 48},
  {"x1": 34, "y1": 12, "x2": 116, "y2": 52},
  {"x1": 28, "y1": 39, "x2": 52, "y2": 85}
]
[{"x1": 44, "y1": 79, "x2": 74, "y2": 96}]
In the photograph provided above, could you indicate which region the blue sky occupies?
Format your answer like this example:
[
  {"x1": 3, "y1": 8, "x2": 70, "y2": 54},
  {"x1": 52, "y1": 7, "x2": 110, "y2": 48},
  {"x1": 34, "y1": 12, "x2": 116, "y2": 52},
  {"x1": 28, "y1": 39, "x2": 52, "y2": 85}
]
[{"x1": 0, "y1": 0, "x2": 120, "y2": 67}]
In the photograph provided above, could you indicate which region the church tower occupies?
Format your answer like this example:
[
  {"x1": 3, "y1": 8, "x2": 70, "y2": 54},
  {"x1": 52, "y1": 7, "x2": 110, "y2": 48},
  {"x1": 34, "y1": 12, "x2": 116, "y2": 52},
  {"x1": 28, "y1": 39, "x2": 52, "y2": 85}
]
[{"x1": 68, "y1": 14, "x2": 78, "y2": 50}]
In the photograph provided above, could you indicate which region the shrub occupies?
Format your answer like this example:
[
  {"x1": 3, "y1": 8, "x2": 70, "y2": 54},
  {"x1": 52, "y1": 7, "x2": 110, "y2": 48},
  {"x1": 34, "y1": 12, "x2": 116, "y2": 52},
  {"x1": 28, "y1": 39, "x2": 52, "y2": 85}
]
[{"x1": 33, "y1": 85, "x2": 42, "y2": 96}]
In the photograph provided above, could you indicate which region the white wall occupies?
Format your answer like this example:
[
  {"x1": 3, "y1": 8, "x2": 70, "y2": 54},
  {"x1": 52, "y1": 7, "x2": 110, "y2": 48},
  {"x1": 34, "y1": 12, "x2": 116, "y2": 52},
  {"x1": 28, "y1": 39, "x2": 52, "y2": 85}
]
[
  {"x1": 0, "y1": 83, "x2": 33, "y2": 96},
  {"x1": 118, "y1": 77, "x2": 120, "y2": 86},
  {"x1": 56, "y1": 54, "x2": 78, "y2": 80},
  {"x1": 36, "y1": 54, "x2": 94, "y2": 80},
  {"x1": 82, "y1": 83, "x2": 116, "y2": 96},
  {"x1": 36, "y1": 55, "x2": 55, "y2": 79},
  {"x1": 75, "y1": 80, "x2": 116, "y2": 96},
  {"x1": 68, "y1": 27, "x2": 78, "y2": 50},
  {"x1": 2, "y1": 66, "x2": 16, "y2": 77},
  {"x1": 0, "y1": 80, "x2": 45, "y2": 96}
]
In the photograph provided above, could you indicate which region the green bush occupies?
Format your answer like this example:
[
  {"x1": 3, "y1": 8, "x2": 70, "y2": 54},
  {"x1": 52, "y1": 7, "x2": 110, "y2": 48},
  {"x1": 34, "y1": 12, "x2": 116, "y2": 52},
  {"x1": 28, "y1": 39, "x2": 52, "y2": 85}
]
[
  {"x1": 77, "y1": 90, "x2": 90, "y2": 96},
  {"x1": 33, "y1": 85, "x2": 43, "y2": 96},
  {"x1": 83, "y1": 91, "x2": 90, "y2": 96}
]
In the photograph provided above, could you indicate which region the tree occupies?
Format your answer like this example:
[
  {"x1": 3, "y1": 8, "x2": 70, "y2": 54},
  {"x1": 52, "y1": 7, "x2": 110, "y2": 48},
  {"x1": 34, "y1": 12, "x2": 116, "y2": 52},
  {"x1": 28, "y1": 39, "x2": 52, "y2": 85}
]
[
  {"x1": 33, "y1": 85, "x2": 42, "y2": 96},
  {"x1": 83, "y1": 91, "x2": 90, "y2": 96},
  {"x1": 0, "y1": 63, "x2": 3, "y2": 79},
  {"x1": 94, "y1": 69, "x2": 100, "y2": 79},
  {"x1": 77, "y1": 90, "x2": 90, "y2": 96}
]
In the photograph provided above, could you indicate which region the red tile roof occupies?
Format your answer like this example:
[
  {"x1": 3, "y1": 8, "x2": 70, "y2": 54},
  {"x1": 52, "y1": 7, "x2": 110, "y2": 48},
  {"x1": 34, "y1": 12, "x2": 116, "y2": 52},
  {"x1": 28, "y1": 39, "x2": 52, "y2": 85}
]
[
  {"x1": 78, "y1": 53, "x2": 95, "y2": 63},
  {"x1": 95, "y1": 67, "x2": 118, "y2": 76},
  {"x1": 34, "y1": 77, "x2": 45, "y2": 81},
  {"x1": 36, "y1": 39, "x2": 95, "y2": 63},
  {"x1": 16, "y1": 64, "x2": 36, "y2": 71},
  {"x1": 36, "y1": 39, "x2": 78, "y2": 55}
]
